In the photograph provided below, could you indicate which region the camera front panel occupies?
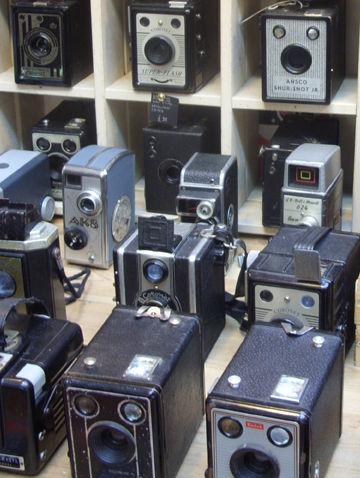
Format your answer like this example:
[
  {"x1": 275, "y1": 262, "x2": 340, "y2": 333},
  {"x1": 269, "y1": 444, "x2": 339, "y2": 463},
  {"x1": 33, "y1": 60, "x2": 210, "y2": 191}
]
[
  {"x1": 263, "y1": 16, "x2": 329, "y2": 103},
  {"x1": 63, "y1": 173, "x2": 107, "y2": 268},
  {"x1": 254, "y1": 283, "x2": 320, "y2": 329},
  {"x1": 13, "y1": 11, "x2": 64, "y2": 83},
  {"x1": 32, "y1": 132, "x2": 81, "y2": 200},
  {"x1": 211, "y1": 408, "x2": 300, "y2": 478},
  {"x1": 133, "y1": 10, "x2": 188, "y2": 90},
  {"x1": 66, "y1": 387, "x2": 157, "y2": 478}
]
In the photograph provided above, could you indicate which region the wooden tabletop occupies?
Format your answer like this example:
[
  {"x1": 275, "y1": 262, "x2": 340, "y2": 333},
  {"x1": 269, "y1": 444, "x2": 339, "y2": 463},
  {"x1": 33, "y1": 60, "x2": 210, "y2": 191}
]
[{"x1": 1, "y1": 220, "x2": 359, "y2": 478}]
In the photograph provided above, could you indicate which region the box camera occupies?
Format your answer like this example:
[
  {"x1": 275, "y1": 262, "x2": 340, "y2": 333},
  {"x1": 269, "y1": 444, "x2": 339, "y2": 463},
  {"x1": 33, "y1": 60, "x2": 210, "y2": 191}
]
[
  {"x1": 0, "y1": 150, "x2": 55, "y2": 222},
  {"x1": 281, "y1": 143, "x2": 343, "y2": 229},
  {"x1": 11, "y1": 0, "x2": 93, "y2": 87},
  {"x1": 0, "y1": 199, "x2": 66, "y2": 320},
  {"x1": 0, "y1": 297, "x2": 83, "y2": 474},
  {"x1": 129, "y1": 0, "x2": 220, "y2": 93},
  {"x1": 63, "y1": 304, "x2": 204, "y2": 478},
  {"x1": 143, "y1": 117, "x2": 215, "y2": 215},
  {"x1": 246, "y1": 226, "x2": 360, "y2": 353},
  {"x1": 176, "y1": 153, "x2": 238, "y2": 237},
  {"x1": 260, "y1": 0, "x2": 346, "y2": 104},
  {"x1": 206, "y1": 322, "x2": 344, "y2": 478},
  {"x1": 32, "y1": 100, "x2": 97, "y2": 202},
  {"x1": 262, "y1": 114, "x2": 339, "y2": 228},
  {"x1": 63, "y1": 145, "x2": 135, "y2": 269},
  {"x1": 113, "y1": 215, "x2": 227, "y2": 359}
]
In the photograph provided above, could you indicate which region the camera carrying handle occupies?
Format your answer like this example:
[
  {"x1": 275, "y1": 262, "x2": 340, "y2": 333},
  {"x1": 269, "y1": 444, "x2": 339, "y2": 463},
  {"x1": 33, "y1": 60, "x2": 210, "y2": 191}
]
[
  {"x1": 0, "y1": 298, "x2": 49, "y2": 350},
  {"x1": 293, "y1": 227, "x2": 330, "y2": 283}
]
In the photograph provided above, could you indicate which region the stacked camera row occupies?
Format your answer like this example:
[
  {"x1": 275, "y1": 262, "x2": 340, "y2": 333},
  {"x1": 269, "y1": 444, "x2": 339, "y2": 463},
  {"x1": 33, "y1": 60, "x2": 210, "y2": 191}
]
[
  {"x1": 10, "y1": 0, "x2": 346, "y2": 107},
  {"x1": 1, "y1": 212, "x2": 359, "y2": 477}
]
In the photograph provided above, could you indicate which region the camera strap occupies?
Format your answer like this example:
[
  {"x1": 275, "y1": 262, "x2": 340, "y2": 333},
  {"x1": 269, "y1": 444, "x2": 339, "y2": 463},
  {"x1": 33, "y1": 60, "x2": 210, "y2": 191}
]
[
  {"x1": 0, "y1": 298, "x2": 49, "y2": 350},
  {"x1": 241, "y1": 1, "x2": 307, "y2": 23},
  {"x1": 51, "y1": 247, "x2": 91, "y2": 304}
]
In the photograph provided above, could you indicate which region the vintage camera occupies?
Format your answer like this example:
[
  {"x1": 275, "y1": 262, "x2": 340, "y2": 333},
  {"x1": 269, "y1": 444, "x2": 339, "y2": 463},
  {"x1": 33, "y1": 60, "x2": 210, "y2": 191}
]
[
  {"x1": 0, "y1": 150, "x2": 55, "y2": 222},
  {"x1": 176, "y1": 153, "x2": 238, "y2": 237},
  {"x1": 262, "y1": 114, "x2": 339, "y2": 228},
  {"x1": 63, "y1": 305, "x2": 204, "y2": 478},
  {"x1": 0, "y1": 297, "x2": 83, "y2": 474},
  {"x1": 129, "y1": 0, "x2": 220, "y2": 93},
  {"x1": 32, "y1": 100, "x2": 97, "y2": 202},
  {"x1": 143, "y1": 118, "x2": 216, "y2": 215},
  {"x1": 0, "y1": 199, "x2": 66, "y2": 320},
  {"x1": 113, "y1": 215, "x2": 227, "y2": 359},
  {"x1": 63, "y1": 145, "x2": 135, "y2": 269},
  {"x1": 246, "y1": 226, "x2": 360, "y2": 353},
  {"x1": 206, "y1": 322, "x2": 344, "y2": 478},
  {"x1": 11, "y1": 0, "x2": 93, "y2": 87},
  {"x1": 281, "y1": 143, "x2": 343, "y2": 228},
  {"x1": 260, "y1": 0, "x2": 346, "y2": 104}
]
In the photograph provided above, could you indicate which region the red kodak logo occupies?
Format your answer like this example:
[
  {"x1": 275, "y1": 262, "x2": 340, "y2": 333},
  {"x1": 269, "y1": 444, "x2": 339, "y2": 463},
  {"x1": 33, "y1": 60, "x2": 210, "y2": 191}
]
[{"x1": 246, "y1": 421, "x2": 264, "y2": 430}]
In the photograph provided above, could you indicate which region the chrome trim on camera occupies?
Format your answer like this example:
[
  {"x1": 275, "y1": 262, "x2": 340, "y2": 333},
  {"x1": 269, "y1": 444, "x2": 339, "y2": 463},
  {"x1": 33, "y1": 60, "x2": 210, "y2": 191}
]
[{"x1": 0, "y1": 222, "x2": 58, "y2": 251}]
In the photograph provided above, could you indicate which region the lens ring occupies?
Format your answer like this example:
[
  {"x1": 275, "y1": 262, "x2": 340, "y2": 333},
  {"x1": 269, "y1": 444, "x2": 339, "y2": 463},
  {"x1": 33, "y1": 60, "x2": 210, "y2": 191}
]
[
  {"x1": 88, "y1": 421, "x2": 136, "y2": 466},
  {"x1": 119, "y1": 401, "x2": 146, "y2": 424},
  {"x1": 29, "y1": 33, "x2": 52, "y2": 57},
  {"x1": 259, "y1": 290, "x2": 274, "y2": 303},
  {"x1": 159, "y1": 159, "x2": 183, "y2": 185},
  {"x1": 230, "y1": 446, "x2": 280, "y2": 478},
  {"x1": 144, "y1": 36, "x2": 175, "y2": 65},
  {"x1": 281, "y1": 44, "x2": 312, "y2": 75},
  {"x1": 77, "y1": 191, "x2": 102, "y2": 217},
  {"x1": 49, "y1": 153, "x2": 68, "y2": 181},
  {"x1": 143, "y1": 259, "x2": 168, "y2": 284},
  {"x1": 36, "y1": 137, "x2": 51, "y2": 152},
  {"x1": 74, "y1": 395, "x2": 99, "y2": 417},
  {"x1": 218, "y1": 417, "x2": 243, "y2": 439}
]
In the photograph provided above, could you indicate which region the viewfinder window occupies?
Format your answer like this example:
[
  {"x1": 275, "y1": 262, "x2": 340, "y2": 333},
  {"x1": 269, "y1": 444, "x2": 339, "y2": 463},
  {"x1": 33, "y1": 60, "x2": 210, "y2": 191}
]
[{"x1": 288, "y1": 165, "x2": 319, "y2": 189}]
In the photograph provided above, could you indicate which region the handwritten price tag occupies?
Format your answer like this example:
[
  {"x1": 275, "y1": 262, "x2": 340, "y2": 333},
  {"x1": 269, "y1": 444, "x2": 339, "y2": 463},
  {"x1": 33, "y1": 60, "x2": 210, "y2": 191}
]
[{"x1": 149, "y1": 93, "x2": 179, "y2": 126}]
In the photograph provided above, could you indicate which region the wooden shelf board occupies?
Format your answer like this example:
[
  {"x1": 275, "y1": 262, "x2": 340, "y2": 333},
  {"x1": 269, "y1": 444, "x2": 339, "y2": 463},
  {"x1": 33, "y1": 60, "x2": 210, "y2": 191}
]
[
  {"x1": 0, "y1": 67, "x2": 95, "y2": 98},
  {"x1": 106, "y1": 71, "x2": 221, "y2": 107},
  {"x1": 232, "y1": 74, "x2": 358, "y2": 115}
]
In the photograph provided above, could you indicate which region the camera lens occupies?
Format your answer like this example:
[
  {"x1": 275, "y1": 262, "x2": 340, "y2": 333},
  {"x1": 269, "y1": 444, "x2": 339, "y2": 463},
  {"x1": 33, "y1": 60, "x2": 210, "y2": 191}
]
[
  {"x1": 77, "y1": 192, "x2": 102, "y2": 216},
  {"x1": 171, "y1": 18, "x2": 181, "y2": 29},
  {"x1": 259, "y1": 290, "x2": 273, "y2": 303},
  {"x1": 36, "y1": 137, "x2": 50, "y2": 151},
  {"x1": 30, "y1": 33, "x2": 52, "y2": 58},
  {"x1": 140, "y1": 16, "x2": 150, "y2": 27},
  {"x1": 74, "y1": 395, "x2": 98, "y2": 417},
  {"x1": 143, "y1": 259, "x2": 168, "y2": 284},
  {"x1": 0, "y1": 270, "x2": 16, "y2": 298},
  {"x1": 88, "y1": 421, "x2": 136, "y2": 465},
  {"x1": 63, "y1": 139, "x2": 77, "y2": 154},
  {"x1": 230, "y1": 446, "x2": 280, "y2": 478},
  {"x1": 159, "y1": 159, "x2": 182, "y2": 185},
  {"x1": 144, "y1": 36, "x2": 175, "y2": 65},
  {"x1": 281, "y1": 44, "x2": 312, "y2": 75},
  {"x1": 218, "y1": 417, "x2": 243, "y2": 439}
]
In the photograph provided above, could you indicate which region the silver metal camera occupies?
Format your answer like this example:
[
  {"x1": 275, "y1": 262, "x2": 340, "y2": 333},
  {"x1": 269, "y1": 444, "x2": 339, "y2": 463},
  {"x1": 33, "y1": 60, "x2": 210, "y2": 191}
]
[
  {"x1": 281, "y1": 143, "x2": 343, "y2": 228},
  {"x1": 63, "y1": 145, "x2": 135, "y2": 269},
  {"x1": 260, "y1": 0, "x2": 345, "y2": 104}
]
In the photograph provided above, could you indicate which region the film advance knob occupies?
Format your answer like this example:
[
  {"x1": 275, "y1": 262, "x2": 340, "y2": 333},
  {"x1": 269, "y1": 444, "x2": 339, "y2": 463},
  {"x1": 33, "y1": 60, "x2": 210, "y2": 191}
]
[{"x1": 64, "y1": 229, "x2": 87, "y2": 250}]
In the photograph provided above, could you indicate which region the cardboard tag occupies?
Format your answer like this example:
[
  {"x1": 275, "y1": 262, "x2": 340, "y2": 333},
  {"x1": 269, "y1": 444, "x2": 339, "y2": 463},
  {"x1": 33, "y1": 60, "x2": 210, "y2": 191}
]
[{"x1": 149, "y1": 93, "x2": 179, "y2": 126}]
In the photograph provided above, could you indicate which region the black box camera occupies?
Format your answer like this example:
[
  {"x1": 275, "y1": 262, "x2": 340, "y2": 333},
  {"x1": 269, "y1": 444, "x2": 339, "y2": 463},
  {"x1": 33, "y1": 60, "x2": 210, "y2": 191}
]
[
  {"x1": 262, "y1": 114, "x2": 339, "y2": 228},
  {"x1": 11, "y1": 0, "x2": 93, "y2": 87},
  {"x1": 260, "y1": 0, "x2": 345, "y2": 104},
  {"x1": 281, "y1": 143, "x2": 343, "y2": 229},
  {"x1": 129, "y1": 0, "x2": 220, "y2": 93},
  {"x1": 246, "y1": 226, "x2": 360, "y2": 353},
  {"x1": 113, "y1": 215, "x2": 227, "y2": 359},
  {"x1": 32, "y1": 100, "x2": 97, "y2": 202},
  {"x1": 143, "y1": 118, "x2": 215, "y2": 215},
  {"x1": 0, "y1": 297, "x2": 83, "y2": 474},
  {"x1": 63, "y1": 305, "x2": 204, "y2": 478},
  {"x1": 206, "y1": 322, "x2": 344, "y2": 478},
  {"x1": 0, "y1": 199, "x2": 66, "y2": 320}
]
